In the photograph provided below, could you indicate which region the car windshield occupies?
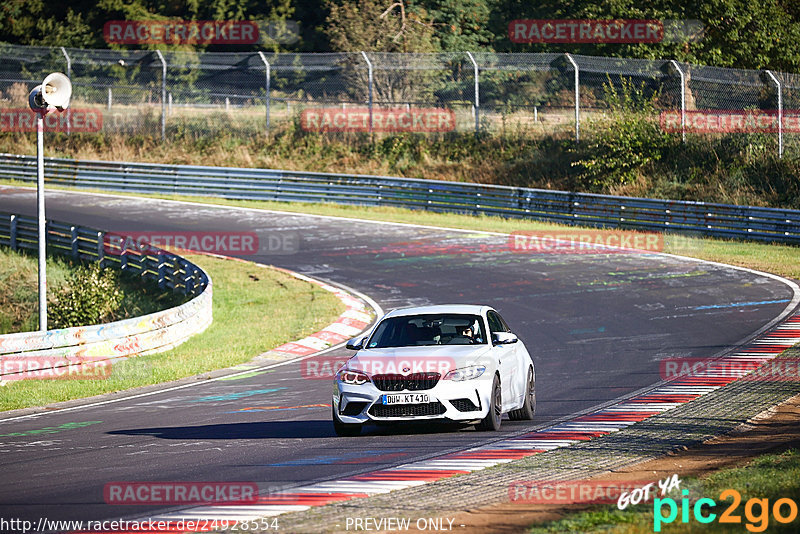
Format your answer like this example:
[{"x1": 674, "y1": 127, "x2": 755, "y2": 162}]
[{"x1": 367, "y1": 314, "x2": 487, "y2": 348}]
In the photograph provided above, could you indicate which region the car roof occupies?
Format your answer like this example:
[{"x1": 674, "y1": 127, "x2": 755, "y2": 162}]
[{"x1": 383, "y1": 304, "x2": 491, "y2": 318}]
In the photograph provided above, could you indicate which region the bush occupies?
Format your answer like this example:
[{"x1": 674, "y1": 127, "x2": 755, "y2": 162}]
[
  {"x1": 570, "y1": 113, "x2": 674, "y2": 191},
  {"x1": 48, "y1": 262, "x2": 123, "y2": 329},
  {"x1": 569, "y1": 76, "x2": 675, "y2": 191}
]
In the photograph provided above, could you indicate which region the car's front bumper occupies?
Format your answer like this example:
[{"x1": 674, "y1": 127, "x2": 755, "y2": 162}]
[{"x1": 332, "y1": 377, "x2": 493, "y2": 424}]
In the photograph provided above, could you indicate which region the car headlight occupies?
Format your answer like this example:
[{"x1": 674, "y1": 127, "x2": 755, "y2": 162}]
[
  {"x1": 336, "y1": 369, "x2": 370, "y2": 385},
  {"x1": 444, "y1": 365, "x2": 486, "y2": 381}
]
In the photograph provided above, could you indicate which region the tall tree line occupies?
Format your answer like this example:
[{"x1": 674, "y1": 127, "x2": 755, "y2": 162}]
[{"x1": 1, "y1": 0, "x2": 800, "y2": 71}]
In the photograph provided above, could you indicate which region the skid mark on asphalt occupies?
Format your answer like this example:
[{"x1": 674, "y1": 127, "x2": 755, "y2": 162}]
[
  {"x1": 225, "y1": 404, "x2": 330, "y2": 414},
  {"x1": 267, "y1": 449, "x2": 408, "y2": 466},
  {"x1": 189, "y1": 388, "x2": 288, "y2": 403},
  {"x1": 695, "y1": 298, "x2": 792, "y2": 310}
]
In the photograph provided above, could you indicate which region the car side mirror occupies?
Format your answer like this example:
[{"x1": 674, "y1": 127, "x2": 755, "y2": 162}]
[
  {"x1": 492, "y1": 332, "x2": 518, "y2": 345},
  {"x1": 346, "y1": 336, "x2": 365, "y2": 350}
]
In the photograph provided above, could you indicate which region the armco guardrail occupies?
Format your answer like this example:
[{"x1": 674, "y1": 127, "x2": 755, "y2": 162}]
[
  {"x1": 0, "y1": 211, "x2": 212, "y2": 383},
  {"x1": 0, "y1": 153, "x2": 798, "y2": 244}
]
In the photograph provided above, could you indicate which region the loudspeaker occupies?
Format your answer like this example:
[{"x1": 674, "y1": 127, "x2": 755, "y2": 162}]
[
  {"x1": 41, "y1": 72, "x2": 72, "y2": 111},
  {"x1": 28, "y1": 72, "x2": 72, "y2": 113},
  {"x1": 28, "y1": 85, "x2": 46, "y2": 112}
]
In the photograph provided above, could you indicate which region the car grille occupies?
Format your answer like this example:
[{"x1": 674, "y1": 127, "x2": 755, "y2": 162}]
[
  {"x1": 372, "y1": 373, "x2": 440, "y2": 391},
  {"x1": 341, "y1": 401, "x2": 368, "y2": 416},
  {"x1": 450, "y1": 398, "x2": 479, "y2": 412},
  {"x1": 369, "y1": 401, "x2": 446, "y2": 418}
]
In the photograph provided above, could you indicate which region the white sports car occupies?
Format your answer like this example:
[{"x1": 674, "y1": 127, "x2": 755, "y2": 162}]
[{"x1": 332, "y1": 304, "x2": 535, "y2": 436}]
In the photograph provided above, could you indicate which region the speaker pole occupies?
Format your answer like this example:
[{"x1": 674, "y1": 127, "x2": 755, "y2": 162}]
[
  {"x1": 36, "y1": 111, "x2": 47, "y2": 331},
  {"x1": 28, "y1": 72, "x2": 71, "y2": 332}
]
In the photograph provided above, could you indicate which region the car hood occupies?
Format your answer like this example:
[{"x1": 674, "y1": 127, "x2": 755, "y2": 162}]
[{"x1": 347, "y1": 344, "x2": 492, "y2": 376}]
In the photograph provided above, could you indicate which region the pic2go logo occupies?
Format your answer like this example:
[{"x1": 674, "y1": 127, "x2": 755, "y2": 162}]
[{"x1": 654, "y1": 489, "x2": 799, "y2": 532}]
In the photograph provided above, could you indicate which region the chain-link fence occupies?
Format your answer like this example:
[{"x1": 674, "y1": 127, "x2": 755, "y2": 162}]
[{"x1": 0, "y1": 43, "x2": 796, "y2": 157}]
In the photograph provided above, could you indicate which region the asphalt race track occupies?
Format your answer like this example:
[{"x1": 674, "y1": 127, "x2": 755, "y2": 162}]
[{"x1": 0, "y1": 186, "x2": 796, "y2": 527}]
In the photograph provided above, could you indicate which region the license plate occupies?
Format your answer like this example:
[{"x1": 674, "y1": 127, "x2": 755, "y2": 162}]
[{"x1": 382, "y1": 393, "x2": 430, "y2": 405}]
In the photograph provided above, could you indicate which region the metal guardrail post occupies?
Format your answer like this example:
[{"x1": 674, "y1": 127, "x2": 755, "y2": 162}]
[
  {"x1": 155, "y1": 50, "x2": 167, "y2": 142},
  {"x1": 70, "y1": 226, "x2": 78, "y2": 257},
  {"x1": 158, "y1": 259, "x2": 166, "y2": 290},
  {"x1": 668, "y1": 60, "x2": 686, "y2": 143},
  {"x1": 9, "y1": 215, "x2": 17, "y2": 251},
  {"x1": 184, "y1": 260, "x2": 194, "y2": 294},
  {"x1": 96, "y1": 231, "x2": 105, "y2": 267},
  {"x1": 257, "y1": 52, "x2": 271, "y2": 136},
  {"x1": 565, "y1": 53, "x2": 580, "y2": 142},
  {"x1": 120, "y1": 235, "x2": 128, "y2": 270},
  {"x1": 765, "y1": 70, "x2": 783, "y2": 158},
  {"x1": 466, "y1": 52, "x2": 480, "y2": 135},
  {"x1": 60, "y1": 47, "x2": 71, "y2": 135},
  {"x1": 361, "y1": 51, "x2": 373, "y2": 133}
]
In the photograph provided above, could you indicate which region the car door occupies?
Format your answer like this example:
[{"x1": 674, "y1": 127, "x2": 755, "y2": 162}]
[{"x1": 487, "y1": 310, "x2": 518, "y2": 409}]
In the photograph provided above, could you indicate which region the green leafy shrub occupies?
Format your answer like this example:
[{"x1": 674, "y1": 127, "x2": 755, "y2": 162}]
[
  {"x1": 48, "y1": 263, "x2": 123, "y2": 329},
  {"x1": 570, "y1": 114, "x2": 674, "y2": 191},
  {"x1": 570, "y1": 76, "x2": 675, "y2": 191}
]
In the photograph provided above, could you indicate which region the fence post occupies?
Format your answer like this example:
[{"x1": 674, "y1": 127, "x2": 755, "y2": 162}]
[
  {"x1": 184, "y1": 260, "x2": 194, "y2": 294},
  {"x1": 565, "y1": 53, "x2": 579, "y2": 142},
  {"x1": 360, "y1": 51, "x2": 373, "y2": 132},
  {"x1": 466, "y1": 52, "x2": 480, "y2": 135},
  {"x1": 257, "y1": 52, "x2": 271, "y2": 136},
  {"x1": 9, "y1": 214, "x2": 17, "y2": 251},
  {"x1": 765, "y1": 70, "x2": 783, "y2": 158},
  {"x1": 668, "y1": 60, "x2": 686, "y2": 143},
  {"x1": 61, "y1": 47, "x2": 71, "y2": 135},
  {"x1": 97, "y1": 231, "x2": 105, "y2": 267},
  {"x1": 155, "y1": 50, "x2": 167, "y2": 142},
  {"x1": 157, "y1": 259, "x2": 166, "y2": 290},
  {"x1": 119, "y1": 234, "x2": 128, "y2": 270},
  {"x1": 71, "y1": 226, "x2": 78, "y2": 257}
]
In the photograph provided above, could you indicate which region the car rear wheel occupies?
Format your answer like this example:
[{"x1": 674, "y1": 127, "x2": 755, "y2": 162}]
[
  {"x1": 509, "y1": 366, "x2": 535, "y2": 421},
  {"x1": 332, "y1": 405, "x2": 362, "y2": 436},
  {"x1": 476, "y1": 374, "x2": 502, "y2": 431}
]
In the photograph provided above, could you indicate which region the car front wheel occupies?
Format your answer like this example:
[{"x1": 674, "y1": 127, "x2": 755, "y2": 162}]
[
  {"x1": 332, "y1": 405, "x2": 362, "y2": 436},
  {"x1": 509, "y1": 366, "x2": 535, "y2": 421},
  {"x1": 476, "y1": 374, "x2": 502, "y2": 431}
]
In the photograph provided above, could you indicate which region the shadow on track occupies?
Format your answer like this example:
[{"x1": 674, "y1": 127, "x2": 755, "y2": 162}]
[
  {"x1": 108, "y1": 420, "x2": 490, "y2": 440},
  {"x1": 109, "y1": 420, "x2": 336, "y2": 439}
]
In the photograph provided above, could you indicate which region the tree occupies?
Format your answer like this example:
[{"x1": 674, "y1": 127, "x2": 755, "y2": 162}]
[{"x1": 324, "y1": 0, "x2": 436, "y2": 52}]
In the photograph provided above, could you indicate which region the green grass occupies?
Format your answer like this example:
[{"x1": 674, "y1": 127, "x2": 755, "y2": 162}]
[
  {"x1": 526, "y1": 449, "x2": 800, "y2": 533},
  {"x1": 0, "y1": 247, "x2": 72, "y2": 333},
  {"x1": 0, "y1": 247, "x2": 184, "y2": 334},
  {"x1": 0, "y1": 253, "x2": 346, "y2": 411}
]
